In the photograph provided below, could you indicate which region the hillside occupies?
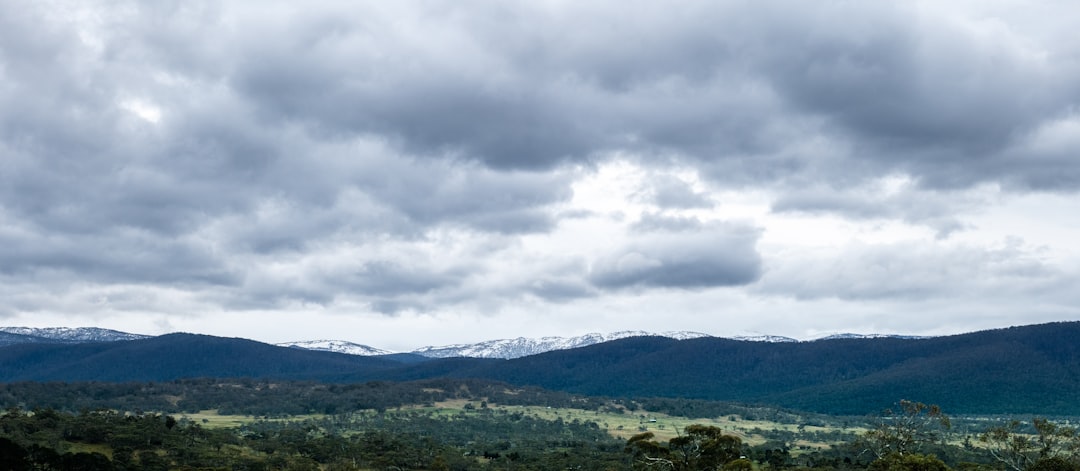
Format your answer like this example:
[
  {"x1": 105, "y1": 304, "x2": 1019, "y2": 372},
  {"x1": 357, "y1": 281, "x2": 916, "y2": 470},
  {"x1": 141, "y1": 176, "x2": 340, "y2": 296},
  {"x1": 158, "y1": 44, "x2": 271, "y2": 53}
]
[
  {"x1": 1, "y1": 323, "x2": 1078, "y2": 415},
  {"x1": 0, "y1": 327, "x2": 150, "y2": 343},
  {"x1": 456, "y1": 322, "x2": 1080, "y2": 415},
  {"x1": 0, "y1": 333, "x2": 405, "y2": 382},
  {"x1": 408, "y1": 330, "x2": 712, "y2": 359}
]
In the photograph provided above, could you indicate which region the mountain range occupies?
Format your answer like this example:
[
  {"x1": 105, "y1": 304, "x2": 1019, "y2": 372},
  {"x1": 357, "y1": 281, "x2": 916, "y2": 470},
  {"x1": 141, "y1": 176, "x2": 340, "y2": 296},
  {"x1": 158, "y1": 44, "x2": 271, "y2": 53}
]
[
  {"x1": 3, "y1": 327, "x2": 713, "y2": 358},
  {"x1": 277, "y1": 339, "x2": 395, "y2": 356},
  {"x1": 2, "y1": 327, "x2": 913, "y2": 359},
  {"x1": 282, "y1": 330, "x2": 714, "y2": 359},
  {"x1": 0, "y1": 327, "x2": 150, "y2": 346},
  {"x1": 1, "y1": 322, "x2": 1078, "y2": 416},
  {"x1": 280, "y1": 332, "x2": 933, "y2": 358}
]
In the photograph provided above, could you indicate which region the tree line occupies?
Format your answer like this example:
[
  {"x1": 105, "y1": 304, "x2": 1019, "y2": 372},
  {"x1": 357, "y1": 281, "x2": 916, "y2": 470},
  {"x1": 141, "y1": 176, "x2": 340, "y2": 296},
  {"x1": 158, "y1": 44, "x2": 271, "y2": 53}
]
[{"x1": 2, "y1": 380, "x2": 1079, "y2": 471}]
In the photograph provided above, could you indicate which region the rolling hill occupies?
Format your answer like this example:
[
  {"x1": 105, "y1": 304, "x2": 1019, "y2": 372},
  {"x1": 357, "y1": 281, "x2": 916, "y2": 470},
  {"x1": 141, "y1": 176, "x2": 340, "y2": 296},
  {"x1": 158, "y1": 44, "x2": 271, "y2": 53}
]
[{"x1": 0, "y1": 333, "x2": 404, "y2": 382}]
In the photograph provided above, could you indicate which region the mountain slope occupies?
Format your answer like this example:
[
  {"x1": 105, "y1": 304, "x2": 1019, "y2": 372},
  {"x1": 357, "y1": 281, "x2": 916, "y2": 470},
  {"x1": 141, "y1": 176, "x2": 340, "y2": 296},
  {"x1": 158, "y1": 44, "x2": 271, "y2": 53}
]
[
  {"x1": 422, "y1": 323, "x2": 1080, "y2": 415},
  {"x1": 0, "y1": 331, "x2": 58, "y2": 347},
  {"x1": 410, "y1": 331, "x2": 711, "y2": 359},
  {"x1": 0, "y1": 333, "x2": 405, "y2": 382},
  {"x1": 277, "y1": 340, "x2": 394, "y2": 356},
  {"x1": 0, "y1": 327, "x2": 149, "y2": 343}
]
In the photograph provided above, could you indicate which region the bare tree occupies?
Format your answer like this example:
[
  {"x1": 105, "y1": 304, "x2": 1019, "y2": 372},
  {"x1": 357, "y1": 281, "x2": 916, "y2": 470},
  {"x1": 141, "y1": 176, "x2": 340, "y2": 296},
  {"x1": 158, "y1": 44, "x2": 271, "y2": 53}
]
[
  {"x1": 980, "y1": 418, "x2": 1080, "y2": 471},
  {"x1": 862, "y1": 400, "x2": 951, "y2": 459}
]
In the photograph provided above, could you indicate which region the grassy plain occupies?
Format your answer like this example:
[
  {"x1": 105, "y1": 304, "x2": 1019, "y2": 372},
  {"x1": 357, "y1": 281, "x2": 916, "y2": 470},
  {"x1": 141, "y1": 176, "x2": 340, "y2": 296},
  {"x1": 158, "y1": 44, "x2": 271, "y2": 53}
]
[
  {"x1": 179, "y1": 398, "x2": 865, "y2": 454},
  {"x1": 467, "y1": 403, "x2": 863, "y2": 450},
  {"x1": 180, "y1": 410, "x2": 327, "y2": 429}
]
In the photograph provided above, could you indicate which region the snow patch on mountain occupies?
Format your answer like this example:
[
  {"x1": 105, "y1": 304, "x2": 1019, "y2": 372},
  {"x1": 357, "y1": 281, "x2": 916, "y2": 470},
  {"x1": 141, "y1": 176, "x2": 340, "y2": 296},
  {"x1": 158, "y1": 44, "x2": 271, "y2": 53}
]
[
  {"x1": 729, "y1": 335, "x2": 799, "y2": 343},
  {"x1": 814, "y1": 333, "x2": 930, "y2": 341},
  {"x1": 412, "y1": 331, "x2": 712, "y2": 359},
  {"x1": 0, "y1": 327, "x2": 149, "y2": 343},
  {"x1": 277, "y1": 340, "x2": 394, "y2": 356}
]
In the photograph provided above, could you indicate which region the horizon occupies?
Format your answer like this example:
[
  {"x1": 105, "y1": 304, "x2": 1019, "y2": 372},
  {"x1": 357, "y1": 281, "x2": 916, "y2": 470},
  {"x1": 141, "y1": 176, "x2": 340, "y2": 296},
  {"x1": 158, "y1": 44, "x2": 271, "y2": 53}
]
[
  {"x1": 4, "y1": 322, "x2": 1066, "y2": 352},
  {"x1": 3, "y1": 2, "x2": 1079, "y2": 353}
]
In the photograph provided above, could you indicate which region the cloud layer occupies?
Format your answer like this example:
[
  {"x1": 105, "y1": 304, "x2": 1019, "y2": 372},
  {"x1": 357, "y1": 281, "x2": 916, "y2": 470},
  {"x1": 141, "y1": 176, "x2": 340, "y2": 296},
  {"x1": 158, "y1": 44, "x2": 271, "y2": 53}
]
[{"x1": 2, "y1": 0, "x2": 1079, "y2": 346}]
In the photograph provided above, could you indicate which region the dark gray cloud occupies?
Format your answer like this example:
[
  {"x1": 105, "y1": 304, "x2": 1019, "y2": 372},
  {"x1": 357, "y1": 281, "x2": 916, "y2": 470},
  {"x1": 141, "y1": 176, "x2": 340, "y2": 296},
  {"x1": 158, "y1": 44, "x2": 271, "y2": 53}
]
[
  {"x1": 356, "y1": 160, "x2": 571, "y2": 233},
  {"x1": 11, "y1": 1, "x2": 1075, "y2": 195},
  {"x1": 0, "y1": 0, "x2": 575, "y2": 293},
  {"x1": 638, "y1": 174, "x2": 713, "y2": 209},
  {"x1": 631, "y1": 213, "x2": 705, "y2": 233},
  {"x1": 589, "y1": 223, "x2": 762, "y2": 289},
  {"x1": 750, "y1": 4, "x2": 1080, "y2": 190},
  {"x1": 758, "y1": 238, "x2": 1062, "y2": 302},
  {"x1": 526, "y1": 278, "x2": 597, "y2": 302},
  {"x1": 770, "y1": 180, "x2": 980, "y2": 237},
  {"x1": 0, "y1": 225, "x2": 236, "y2": 285},
  {"x1": 344, "y1": 260, "x2": 465, "y2": 297},
  {"x1": 226, "y1": 1, "x2": 1079, "y2": 191}
]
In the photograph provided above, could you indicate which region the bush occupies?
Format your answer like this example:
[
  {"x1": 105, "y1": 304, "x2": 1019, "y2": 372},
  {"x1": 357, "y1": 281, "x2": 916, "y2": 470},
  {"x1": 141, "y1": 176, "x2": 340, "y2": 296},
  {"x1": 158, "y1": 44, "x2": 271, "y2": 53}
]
[
  {"x1": 1029, "y1": 457, "x2": 1080, "y2": 471},
  {"x1": 869, "y1": 453, "x2": 951, "y2": 471}
]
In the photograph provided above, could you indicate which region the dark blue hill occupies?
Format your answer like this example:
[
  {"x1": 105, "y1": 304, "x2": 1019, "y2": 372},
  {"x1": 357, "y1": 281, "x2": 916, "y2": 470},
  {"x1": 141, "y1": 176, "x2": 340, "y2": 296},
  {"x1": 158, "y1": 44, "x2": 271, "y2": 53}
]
[
  {"x1": 0, "y1": 331, "x2": 61, "y2": 347},
  {"x1": 375, "y1": 352, "x2": 434, "y2": 364},
  {"x1": 0, "y1": 333, "x2": 404, "y2": 382}
]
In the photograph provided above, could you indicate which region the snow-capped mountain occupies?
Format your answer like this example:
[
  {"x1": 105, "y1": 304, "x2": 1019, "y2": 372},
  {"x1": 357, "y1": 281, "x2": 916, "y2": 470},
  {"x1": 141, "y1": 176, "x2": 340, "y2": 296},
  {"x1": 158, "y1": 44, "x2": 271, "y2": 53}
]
[
  {"x1": 815, "y1": 333, "x2": 929, "y2": 341},
  {"x1": 729, "y1": 335, "x2": 799, "y2": 343},
  {"x1": 0, "y1": 327, "x2": 149, "y2": 343},
  {"x1": 411, "y1": 331, "x2": 712, "y2": 359},
  {"x1": 277, "y1": 340, "x2": 394, "y2": 356},
  {"x1": 1, "y1": 325, "x2": 931, "y2": 359},
  {"x1": 0, "y1": 330, "x2": 47, "y2": 347}
]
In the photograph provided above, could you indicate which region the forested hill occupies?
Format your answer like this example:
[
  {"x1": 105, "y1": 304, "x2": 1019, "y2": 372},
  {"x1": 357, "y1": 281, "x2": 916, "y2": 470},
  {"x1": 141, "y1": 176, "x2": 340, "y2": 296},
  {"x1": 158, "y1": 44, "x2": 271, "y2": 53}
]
[
  {"x1": 1, "y1": 323, "x2": 1078, "y2": 415},
  {"x1": 447, "y1": 322, "x2": 1080, "y2": 415},
  {"x1": 0, "y1": 333, "x2": 405, "y2": 382}
]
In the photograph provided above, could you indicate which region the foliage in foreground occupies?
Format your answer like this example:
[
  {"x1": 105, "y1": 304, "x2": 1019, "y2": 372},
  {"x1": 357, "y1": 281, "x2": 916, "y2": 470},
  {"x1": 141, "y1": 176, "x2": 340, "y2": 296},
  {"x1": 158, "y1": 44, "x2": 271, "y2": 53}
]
[
  {"x1": 1, "y1": 382, "x2": 1079, "y2": 471},
  {"x1": 0, "y1": 406, "x2": 631, "y2": 470}
]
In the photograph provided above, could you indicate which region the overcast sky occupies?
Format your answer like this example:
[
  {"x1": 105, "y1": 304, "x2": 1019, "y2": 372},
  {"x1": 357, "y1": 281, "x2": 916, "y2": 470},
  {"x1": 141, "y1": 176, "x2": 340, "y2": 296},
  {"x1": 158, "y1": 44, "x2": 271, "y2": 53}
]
[{"x1": 2, "y1": 1, "x2": 1079, "y2": 351}]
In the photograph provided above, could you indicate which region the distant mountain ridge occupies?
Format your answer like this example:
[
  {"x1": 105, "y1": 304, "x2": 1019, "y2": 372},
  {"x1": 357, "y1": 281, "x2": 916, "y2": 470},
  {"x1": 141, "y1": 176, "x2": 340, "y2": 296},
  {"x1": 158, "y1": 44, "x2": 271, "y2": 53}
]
[
  {"x1": 285, "y1": 332, "x2": 920, "y2": 358},
  {"x1": 0, "y1": 333, "x2": 402, "y2": 382},
  {"x1": 407, "y1": 331, "x2": 712, "y2": 359},
  {"x1": 1, "y1": 322, "x2": 1078, "y2": 415},
  {"x1": 0, "y1": 326, "x2": 929, "y2": 358},
  {"x1": 817, "y1": 333, "x2": 930, "y2": 341},
  {"x1": 0, "y1": 326, "x2": 150, "y2": 343},
  {"x1": 730, "y1": 335, "x2": 799, "y2": 342},
  {"x1": 0, "y1": 327, "x2": 722, "y2": 359},
  {"x1": 277, "y1": 340, "x2": 394, "y2": 356}
]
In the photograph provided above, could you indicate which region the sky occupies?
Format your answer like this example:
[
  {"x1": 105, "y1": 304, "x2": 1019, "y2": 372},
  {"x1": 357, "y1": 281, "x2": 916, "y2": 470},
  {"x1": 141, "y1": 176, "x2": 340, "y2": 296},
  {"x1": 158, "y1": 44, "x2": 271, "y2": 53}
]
[{"x1": 2, "y1": 1, "x2": 1079, "y2": 352}]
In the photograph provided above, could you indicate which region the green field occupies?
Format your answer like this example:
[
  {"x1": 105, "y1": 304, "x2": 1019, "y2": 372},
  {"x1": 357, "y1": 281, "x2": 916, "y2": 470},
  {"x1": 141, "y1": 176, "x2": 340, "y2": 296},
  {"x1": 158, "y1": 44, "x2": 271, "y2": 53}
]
[{"x1": 180, "y1": 398, "x2": 865, "y2": 454}]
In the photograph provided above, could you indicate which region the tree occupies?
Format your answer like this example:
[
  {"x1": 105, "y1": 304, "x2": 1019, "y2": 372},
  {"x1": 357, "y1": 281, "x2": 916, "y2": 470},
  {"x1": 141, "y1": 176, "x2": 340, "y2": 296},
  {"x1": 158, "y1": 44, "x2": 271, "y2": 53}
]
[
  {"x1": 0, "y1": 437, "x2": 31, "y2": 471},
  {"x1": 980, "y1": 419, "x2": 1080, "y2": 471},
  {"x1": 1029, "y1": 457, "x2": 1080, "y2": 471},
  {"x1": 863, "y1": 401, "x2": 951, "y2": 459},
  {"x1": 868, "y1": 452, "x2": 951, "y2": 471},
  {"x1": 670, "y1": 425, "x2": 744, "y2": 471},
  {"x1": 626, "y1": 432, "x2": 676, "y2": 470},
  {"x1": 626, "y1": 425, "x2": 744, "y2": 471}
]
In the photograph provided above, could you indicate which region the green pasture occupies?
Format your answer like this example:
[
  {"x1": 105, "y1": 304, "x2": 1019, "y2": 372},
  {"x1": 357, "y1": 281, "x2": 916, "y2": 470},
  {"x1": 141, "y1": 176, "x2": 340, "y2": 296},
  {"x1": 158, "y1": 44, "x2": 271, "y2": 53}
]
[{"x1": 179, "y1": 398, "x2": 864, "y2": 453}]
